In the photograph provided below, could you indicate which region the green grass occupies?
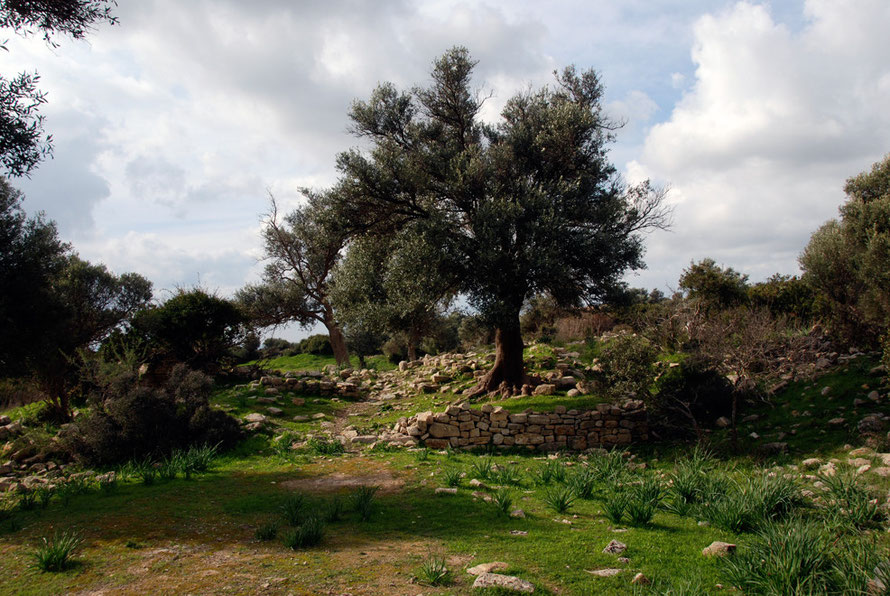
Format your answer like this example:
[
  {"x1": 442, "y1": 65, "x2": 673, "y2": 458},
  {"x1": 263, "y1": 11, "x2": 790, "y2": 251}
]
[
  {"x1": 240, "y1": 352, "x2": 396, "y2": 372},
  {"x1": 1, "y1": 352, "x2": 888, "y2": 594}
]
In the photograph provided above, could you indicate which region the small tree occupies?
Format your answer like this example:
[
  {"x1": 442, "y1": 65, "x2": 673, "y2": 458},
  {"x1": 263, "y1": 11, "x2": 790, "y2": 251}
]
[
  {"x1": 328, "y1": 47, "x2": 668, "y2": 395},
  {"x1": 800, "y1": 154, "x2": 890, "y2": 346},
  {"x1": 330, "y1": 226, "x2": 454, "y2": 361},
  {"x1": 239, "y1": 195, "x2": 350, "y2": 366},
  {"x1": 679, "y1": 258, "x2": 749, "y2": 310}
]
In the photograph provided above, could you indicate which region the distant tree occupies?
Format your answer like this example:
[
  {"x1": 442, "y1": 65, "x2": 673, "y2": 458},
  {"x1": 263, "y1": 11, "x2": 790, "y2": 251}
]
[
  {"x1": 0, "y1": 179, "x2": 151, "y2": 417},
  {"x1": 800, "y1": 154, "x2": 890, "y2": 346},
  {"x1": 0, "y1": 177, "x2": 68, "y2": 375},
  {"x1": 238, "y1": 195, "x2": 350, "y2": 366},
  {"x1": 330, "y1": 226, "x2": 454, "y2": 361},
  {"x1": 0, "y1": 0, "x2": 118, "y2": 177},
  {"x1": 748, "y1": 274, "x2": 815, "y2": 321},
  {"x1": 329, "y1": 47, "x2": 669, "y2": 395},
  {"x1": 679, "y1": 258, "x2": 749, "y2": 310},
  {"x1": 128, "y1": 288, "x2": 245, "y2": 375}
]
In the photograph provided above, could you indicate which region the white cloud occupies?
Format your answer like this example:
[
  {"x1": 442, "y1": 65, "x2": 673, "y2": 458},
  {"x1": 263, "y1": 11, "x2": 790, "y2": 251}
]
[{"x1": 628, "y1": 0, "x2": 890, "y2": 289}]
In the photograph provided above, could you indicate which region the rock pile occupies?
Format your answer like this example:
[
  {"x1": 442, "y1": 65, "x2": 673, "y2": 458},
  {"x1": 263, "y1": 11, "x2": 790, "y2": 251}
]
[{"x1": 391, "y1": 400, "x2": 648, "y2": 451}]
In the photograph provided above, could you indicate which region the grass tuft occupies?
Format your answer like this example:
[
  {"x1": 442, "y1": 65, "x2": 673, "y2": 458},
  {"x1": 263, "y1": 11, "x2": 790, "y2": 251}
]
[
  {"x1": 415, "y1": 554, "x2": 452, "y2": 586},
  {"x1": 543, "y1": 486, "x2": 576, "y2": 514},
  {"x1": 33, "y1": 529, "x2": 82, "y2": 572},
  {"x1": 352, "y1": 485, "x2": 378, "y2": 521}
]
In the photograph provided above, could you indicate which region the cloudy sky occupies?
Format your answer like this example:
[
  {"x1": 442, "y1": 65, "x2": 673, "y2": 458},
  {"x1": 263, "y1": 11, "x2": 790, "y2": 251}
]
[{"x1": 6, "y1": 0, "x2": 890, "y2": 338}]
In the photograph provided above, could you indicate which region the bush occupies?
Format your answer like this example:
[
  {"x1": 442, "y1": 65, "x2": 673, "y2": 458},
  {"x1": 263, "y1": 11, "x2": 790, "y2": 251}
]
[
  {"x1": 415, "y1": 554, "x2": 452, "y2": 586},
  {"x1": 63, "y1": 364, "x2": 242, "y2": 466},
  {"x1": 352, "y1": 485, "x2": 378, "y2": 521},
  {"x1": 596, "y1": 333, "x2": 658, "y2": 399},
  {"x1": 679, "y1": 258, "x2": 749, "y2": 310},
  {"x1": 653, "y1": 362, "x2": 734, "y2": 437},
  {"x1": 297, "y1": 334, "x2": 333, "y2": 356}
]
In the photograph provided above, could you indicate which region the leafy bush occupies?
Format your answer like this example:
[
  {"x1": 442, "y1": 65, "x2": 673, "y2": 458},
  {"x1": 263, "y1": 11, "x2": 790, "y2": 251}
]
[
  {"x1": 596, "y1": 333, "x2": 658, "y2": 399},
  {"x1": 33, "y1": 529, "x2": 82, "y2": 572},
  {"x1": 653, "y1": 362, "x2": 734, "y2": 437},
  {"x1": 679, "y1": 258, "x2": 749, "y2": 310},
  {"x1": 297, "y1": 334, "x2": 333, "y2": 356},
  {"x1": 63, "y1": 364, "x2": 241, "y2": 466}
]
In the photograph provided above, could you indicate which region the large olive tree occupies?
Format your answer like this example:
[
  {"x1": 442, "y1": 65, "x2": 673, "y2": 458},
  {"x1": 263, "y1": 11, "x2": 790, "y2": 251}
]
[{"x1": 329, "y1": 48, "x2": 669, "y2": 395}]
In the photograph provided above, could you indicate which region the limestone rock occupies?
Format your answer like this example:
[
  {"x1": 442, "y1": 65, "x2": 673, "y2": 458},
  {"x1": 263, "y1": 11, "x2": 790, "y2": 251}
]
[
  {"x1": 602, "y1": 540, "x2": 627, "y2": 555},
  {"x1": 533, "y1": 384, "x2": 555, "y2": 396},
  {"x1": 472, "y1": 573, "x2": 534, "y2": 593},
  {"x1": 632, "y1": 573, "x2": 651, "y2": 585},
  {"x1": 467, "y1": 562, "x2": 509, "y2": 576},
  {"x1": 435, "y1": 487, "x2": 458, "y2": 495},
  {"x1": 702, "y1": 541, "x2": 736, "y2": 557},
  {"x1": 586, "y1": 568, "x2": 622, "y2": 577},
  {"x1": 715, "y1": 416, "x2": 731, "y2": 428}
]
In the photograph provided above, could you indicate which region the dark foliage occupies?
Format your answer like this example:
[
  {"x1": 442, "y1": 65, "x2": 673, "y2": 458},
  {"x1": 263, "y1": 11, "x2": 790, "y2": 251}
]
[
  {"x1": 653, "y1": 361, "x2": 734, "y2": 438},
  {"x1": 63, "y1": 364, "x2": 242, "y2": 466}
]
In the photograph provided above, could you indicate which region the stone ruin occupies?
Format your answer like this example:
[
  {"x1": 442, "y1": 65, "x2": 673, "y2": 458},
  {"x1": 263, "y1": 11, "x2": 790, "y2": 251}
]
[{"x1": 391, "y1": 399, "x2": 648, "y2": 452}]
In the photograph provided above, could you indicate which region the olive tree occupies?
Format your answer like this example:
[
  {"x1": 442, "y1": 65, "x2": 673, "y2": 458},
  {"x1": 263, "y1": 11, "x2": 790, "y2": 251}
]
[
  {"x1": 328, "y1": 48, "x2": 669, "y2": 395},
  {"x1": 330, "y1": 225, "x2": 455, "y2": 361},
  {"x1": 800, "y1": 154, "x2": 890, "y2": 345},
  {"x1": 238, "y1": 194, "x2": 350, "y2": 365}
]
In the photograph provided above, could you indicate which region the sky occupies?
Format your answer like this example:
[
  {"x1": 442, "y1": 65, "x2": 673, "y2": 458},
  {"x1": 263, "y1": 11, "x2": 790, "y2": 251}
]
[{"x1": 5, "y1": 0, "x2": 890, "y2": 340}]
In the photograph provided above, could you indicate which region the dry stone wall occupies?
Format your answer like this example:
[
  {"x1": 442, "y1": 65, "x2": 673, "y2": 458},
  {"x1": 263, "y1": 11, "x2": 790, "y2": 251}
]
[{"x1": 393, "y1": 400, "x2": 648, "y2": 452}]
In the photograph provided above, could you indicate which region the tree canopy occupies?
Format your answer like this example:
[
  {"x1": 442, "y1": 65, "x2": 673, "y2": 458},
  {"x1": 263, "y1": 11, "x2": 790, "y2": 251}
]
[
  {"x1": 237, "y1": 194, "x2": 350, "y2": 365},
  {"x1": 800, "y1": 154, "x2": 890, "y2": 345},
  {"x1": 327, "y1": 47, "x2": 669, "y2": 394},
  {"x1": 0, "y1": 0, "x2": 118, "y2": 177}
]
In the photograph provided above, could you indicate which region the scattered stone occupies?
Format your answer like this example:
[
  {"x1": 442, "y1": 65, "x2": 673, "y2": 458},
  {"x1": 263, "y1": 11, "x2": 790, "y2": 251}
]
[
  {"x1": 702, "y1": 541, "x2": 736, "y2": 557},
  {"x1": 632, "y1": 572, "x2": 651, "y2": 586},
  {"x1": 509, "y1": 530, "x2": 528, "y2": 536},
  {"x1": 827, "y1": 417, "x2": 846, "y2": 426},
  {"x1": 472, "y1": 572, "x2": 534, "y2": 593},
  {"x1": 617, "y1": 557, "x2": 630, "y2": 564},
  {"x1": 469, "y1": 478, "x2": 488, "y2": 489},
  {"x1": 533, "y1": 384, "x2": 555, "y2": 396},
  {"x1": 801, "y1": 458, "x2": 822, "y2": 468},
  {"x1": 820, "y1": 386, "x2": 831, "y2": 395},
  {"x1": 293, "y1": 415, "x2": 310, "y2": 422},
  {"x1": 868, "y1": 391, "x2": 881, "y2": 402},
  {"x1": 243, "y1": 413, "x2": 267, "y2": 424},
  {"x1": 311, "y1": 413, "x2": 326, "y2": 420},
  {"x1": 467, "y1": 562, "x2": 509, "y2": 576},
  {"x1": 510, "y1": 509, "x2": 526, "y2": 519},
  {"x1": 762, "y1": 442, "x2": 788, "y2": 454},
  {"x1": 586, "y1": 568, "x2": 622, "y2": 577},
  {"x1": 849, "y1": 457, "x2": 872, "y2": 467},
  {"x1": 870, "y1": 467, "x2": 890, "y2": 477},
  {"x1": 291, "y1": 398, "x2": 305, "y2": 406},
  {"x1": 602, "y1": 540, "x2": 627, "y2": 555},
  {"x1": 715, "y1": 416, "x2": 731, "y2": 428},
  {"x1": 850, "y1": 447, "x2": 874, "y2": 457},
  {"x1": 266, "y1": 407, "x2": 284, "y2": 416}
]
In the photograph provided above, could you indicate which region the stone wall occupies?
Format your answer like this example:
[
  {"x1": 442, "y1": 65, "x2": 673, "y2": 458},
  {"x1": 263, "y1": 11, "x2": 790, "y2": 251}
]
[{"x1": 393, "y1": 400, "x2": 648, "y2": 452}]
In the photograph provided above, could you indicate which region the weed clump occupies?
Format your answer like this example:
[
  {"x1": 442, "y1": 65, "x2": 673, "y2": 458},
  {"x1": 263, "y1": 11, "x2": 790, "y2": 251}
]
[
  {"x1": 353, "y1": 485, "x2": 378, "y2": 521},
  {"x1": 415, "y1": 554, "x2": 452, "y2": 586},
  {"x1": 282, "y1": 516, "x2": 324, "y2": 550},
  {"x1": 33, "y1": 529, "x2": 82, "y2": 572}
]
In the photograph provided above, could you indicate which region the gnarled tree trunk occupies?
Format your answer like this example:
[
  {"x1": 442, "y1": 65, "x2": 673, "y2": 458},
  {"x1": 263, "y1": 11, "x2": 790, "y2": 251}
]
[
  {"x1": 468, "y1": 319, "x2": 528, "y2": 398},
  {"x1": 322, "y1": 305, "x2": 350, "y2": 367}
]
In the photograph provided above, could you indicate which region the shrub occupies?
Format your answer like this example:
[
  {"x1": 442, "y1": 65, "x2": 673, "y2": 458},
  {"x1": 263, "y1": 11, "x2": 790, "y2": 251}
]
[
  {"x1": 323, "y1": 497, "x2": 345, "y2": 523},
  {"x1": 33, "y1": 529, "x2": 82, "y2": 572},
  {"x1": 679, "y1": 258, "x2": 749, "y2": 310},
  {"x1": 63, "y1": 364, "x2": 241, "y2": 466},
  {"x1": 653, "y1": 362, "x2": 734, "y2": 438},
  {"x1": 596, "y1": 333, "x2": 658, "y2": 399},
  {"x1": 297, "y1": 334, "x2": 333, "y2": 356},
  {"x1": 494, "y1": 466, "x2": 523, "y2": 487}
]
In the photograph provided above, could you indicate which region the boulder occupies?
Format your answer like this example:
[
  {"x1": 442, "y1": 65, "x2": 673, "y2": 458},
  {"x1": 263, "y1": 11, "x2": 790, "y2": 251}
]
[
  {"x1": 602, "y1": 540, "x2": 627, "y2": 555},
  {"x1": 702, "y1": 541, "x2": 736, "y2": 557},
  {"x1": 533, "y1": 384, "x2": 555, "y2": 396},
  {"x1": 467, "y1": 562, "x2": 509, "y2": 576},
  {"x1": 472, "y1": 573, "x2": 534, "y2": 593}
]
